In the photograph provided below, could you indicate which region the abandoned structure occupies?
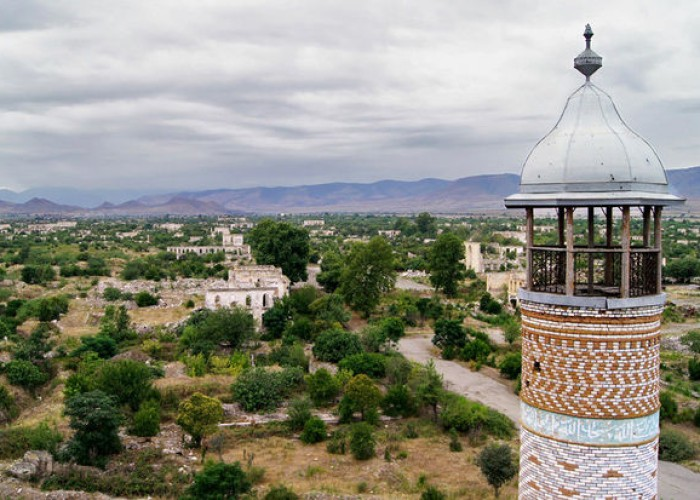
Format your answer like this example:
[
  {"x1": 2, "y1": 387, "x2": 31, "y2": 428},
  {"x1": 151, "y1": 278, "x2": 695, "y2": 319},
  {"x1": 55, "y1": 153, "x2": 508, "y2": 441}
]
[
  {"x1": 204, "y1": 265, "x2": 290, "y2": 324},
  {"x1": 505, "y1": 26, "x2": 683, "y2": 498},
  {"x1": 167, "y1": 231, "x2": 251, "y2": 259}
]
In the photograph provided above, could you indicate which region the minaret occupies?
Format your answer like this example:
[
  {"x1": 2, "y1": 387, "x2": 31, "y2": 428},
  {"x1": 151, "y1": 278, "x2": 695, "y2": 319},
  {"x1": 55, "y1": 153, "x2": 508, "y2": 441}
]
[{"x1": 505, "y1": 26, "x2": 684, "y2": 498}]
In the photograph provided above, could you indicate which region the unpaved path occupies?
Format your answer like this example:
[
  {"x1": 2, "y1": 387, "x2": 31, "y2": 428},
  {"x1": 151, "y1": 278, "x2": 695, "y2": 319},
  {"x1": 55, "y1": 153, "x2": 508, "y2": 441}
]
[{"x1": 397, "y1": 334, "x2": 700, "y2": 500}]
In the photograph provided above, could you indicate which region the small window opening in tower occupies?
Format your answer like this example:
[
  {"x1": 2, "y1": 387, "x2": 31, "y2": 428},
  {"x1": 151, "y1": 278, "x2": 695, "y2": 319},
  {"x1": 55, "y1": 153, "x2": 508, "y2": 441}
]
[{"x1": 534, "y1": 361, "x2": 541, "y2": 372}]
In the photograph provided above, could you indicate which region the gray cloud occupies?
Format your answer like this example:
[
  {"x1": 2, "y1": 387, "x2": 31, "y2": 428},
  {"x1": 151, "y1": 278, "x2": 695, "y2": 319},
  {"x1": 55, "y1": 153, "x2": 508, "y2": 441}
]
[{"x1": 0, "y1": 0, "x2": 698, "y2": 193}]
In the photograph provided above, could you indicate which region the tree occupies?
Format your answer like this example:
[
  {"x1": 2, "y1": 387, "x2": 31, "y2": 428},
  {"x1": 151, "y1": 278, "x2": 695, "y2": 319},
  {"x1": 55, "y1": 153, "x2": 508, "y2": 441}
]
[
  {"x1": 63, "y1": 390, "x2": 123, "y2": 467},
  {"x1": 0, "y1": 384, "x2": 19, "y2": 424},
  {"x1": 689, "y1": 358, "x2": 700, "y2": 381},
  {"x1": 666, "y1": 256, "x2": 700, "y2": 283},
  {"x1": 129, "y1": 400, "x2": 161, "y2": 437},
  {"x1": 312, "y1": 329, "x2": 363, "y2": 363},
  {"x1": 262, "y1": 301, "x2": 291, "y2": 339},
  {"x1": 21, "y1": 264, "x2": 56, "y2": 285},
  {"x1": 248, "y1": 219, "x2": 310, "y2": 283},
  {"x1": 180, "y1": 307, "x2": 255, "y2": 355},
  {"x1": 340, "y1": 237, "x2": 396, "y2": 317},
  {"x1": 413, "y1": 360, "x2": 444, "y2": 420},
  {"x1": 99, "y1": 305, "x2": 135, "y2": 343},
  {"x1": 317, "y1": 250, "x2": 344, "y2": 293},
  {"x1": 349, "y1": 422, "x2": 376, "y2": 460},
  {"x1": 429, "y1": 233, "x2": 465, "y2": 296},
  {"x1": 379, "y1": 317, "x2": 405, "y2": 343},
  {"x1": 681, "y1": 330, "x2": 700, "y2": 354},
  {"x1": 306, "y1": 368, "x2": 341, "y2": 406},
  {"x1": 286, "y1": 396, "x2": 312, "y2": 431},
  {"x1": 660, "y1": 391, "x2": 678, "y2": 421},
  {"x1": 176, "y1": 393, "x2": 224, "y2": 448},
  {"x1": 95, "y1": 359, "x2": 154, "y2": 412},
  {"x1": 300, "y1": 417, "x2": 327, "y2": 444},
  {"x1": 432, "y1": 319, "x2": 466, "y2": 351},
  {"x1": 476, "y1": 443, "x2": 517, "y2": 498},
  {"x1": 5, "y1": 360, "x2": 48, "y2": 393},
  {"x1": 72, "y1": 334, "x2": 118, "y2": 359},
  {"x1": 182, "y1": 460, "x2": 251, "y2": 500},
  {"x1": 498, "y1": 352, "x2": 522, "y2": 380},
  {"x1": 342, "y1": 374, "x2": 382, "y2": 421},
  {"x1": 231, "y1": 367, "x2": 303, "y2": 412},
  {"x1": 658, "y1": 429, "x2": 696, "y2": 462},
  {"x1": 134, "y1": 291, "x2": 159, "y2": 307},
  {"x1": 415, "y1": 212, "x2": 437, "y2": 237}
]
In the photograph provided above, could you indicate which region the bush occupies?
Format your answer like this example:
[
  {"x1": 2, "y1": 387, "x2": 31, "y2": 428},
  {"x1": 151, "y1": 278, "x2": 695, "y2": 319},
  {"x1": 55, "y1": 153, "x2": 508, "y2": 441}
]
[
  {"x1": 432, "y1": 318, "x2": 466, "y2": 350},
  {"x1": 0, "y1": 384, "x2": 19, "y2": 423},
  {"x1": 5, "y1": 359, "x2": 49, "y2": 392},
  {"x1": 448, "y1": 427, "x2": 463, "y2": 452},
  {"x1": 0, "y1": 422, "x2": 63, "y2": 459},
  {"x1": 231, "y1": 367, "x2": 303, "y2": 413},
  {"x1": 129, "y1": 400, "x2": 161, "y2": 437},
  {"x1": 386, "y1": 355, "x2": 412, "y2": 385},
  {"x1": 265, "y1": 485, "x2": 300, "y2": 500},
  {"x1": 695, "y1": 407, "x2": 700, "y2": 428},
  {"x1": 342, "y1": 374, "x2": 382, "y2": 422},
  {"x1": 103, "y1": 287, "x2": 122, "y2": 301},
  {"x1": 381, "y1": 384, "x2": 417, "y2": 417},
  {"x1": 95, "y1": 360, "x2": 155, "y2": 412},
  {"x1": 498, "y1": 352, "x2": 522, "y2": 380},
  {"x1": 380, "y1": 317, "x2": 405, "y2": 342},
  {"x1": 306, "y1": 368, "x2": 340, "y2": 406},
  {"x1": 183, "y1": 461, "x2": 251, "y2": 500},
  {"x1": 660, "y1": 391, "x2": 678, "y2": 421},
  {"x1": 326, "y1": 429, "x2": 347, "y2": 455},
  {"x1": 350, "y1": 423, "x2": 376, "y2": 460},
  {"x1": 658, "y1": 429, "x2": 695, "y2": 462},
  {"x1": 134, "y1": 291, "x2": 159, "y2": 307},
  {"x1": 480, "y1": 293, "x2": 502, "y2": 315},
  {"x1": 338, "y1": 353, "x2": 386, "y2": 378},
  {"x1": 421, "y1": 486, "x2": 447, "y2": 500},
  {"x1": 461, "y1": 339, "x2": 491, "y2": 363},
  {"x1": 439, "y1": 393, "x2": 488, "y2": 434},
  {"x1": 300, "y1": 417, "x2": 327, "y2": 444},
  {"x1": 689, "y1": 358, "x2": 700, "y2": 381},
  {"x1": 312, "y1": 329, "x2": 363, "y2": 363},
  {"x1": 176, "y1": 393, "x2": 223, "y2": 448},
  {"x1": 286, "y1": 397, "x2": 312, "y2": 432}
]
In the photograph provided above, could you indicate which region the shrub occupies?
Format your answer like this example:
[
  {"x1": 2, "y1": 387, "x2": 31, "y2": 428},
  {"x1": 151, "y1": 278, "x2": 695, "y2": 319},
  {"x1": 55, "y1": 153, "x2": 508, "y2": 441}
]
[
  {"x1": 681, "y1": 330, "x2": 700, "y2": 353},
  {"x1": 103, "y1": 287, "x2": 122, "y2": 301},
  {"x1": 380, "y1": 317, "x2": 405, "y2": 342},
  {"x1": 95, "y1": 360, "x2": 155, "y2": 412},
  {"x1": 326, "y1": 429, "x2": 348, "y2": 455},
  {"x1": 386, "y1": 355, "x2": 412, "y2": 385},
  {"x1": 0, "y1": 384, "x2": 19, "y2": 423},
  {"x1": 265, "y1": 485, "x2": 300, "y2": 500},
  {"x1": 461, "y1": 339, "x2": 491, "y2": 363},
  {"x1": 485, "y1": 409, "x2": 515, "y2": 439},
  {"x1": 306, "y1": 368, "x2": 340, "y2": 406},
  {"x1": 660, "y1": 391, "x2": 678, "y2": 421},
  {"x1": 448, "y1": 427, "x2": 463, "y2": 452},
  {"x1": 176, "y1": 393, "x2": 223, "y2": 448},
  {"x1": 479, "y1": 293, "x2": 502, "y2": 315},
  {"x1": 498, "y1": 352, "x2": 522, "y2": 380},
  {"x1": 440, "y1": 393, "x2": 488, "y2": 433},
  {"x1": 695, "y1": 407, "x2": 700, "y2": 428},
  {"x1": 421, "y1": 486, "x2": 447, "y2": 500},
  {"x1": 231, "y1": 367, "x2": 303, "y2": 413},
  {"x1": 688, "y1": 358, "x2": 700, "y2": 381},
  {"x1": 432, "y1": 318, "x2": 466, "y2": 350},
  {"x1": 134, "y1": 291, "x2": 159, "y2": 307},
  {"x1": 5, "y1": 359, "x2": 49, "y2": 392},
  {"x1": 312, "y1": 329, "x2": 363, "y2": 363},
  {"x1": 477, "y1": 442, "x2": 518, "y2": 498},
  {"x1": 0, "y1": 422, "x2": 63, "y2": 459},
  {"x1": 72, "y1": 334, "x2": 118, "y2": 359},
  {"x1": 182, "y1": 461, "x2": 251, "y2": 500},
  {"x1": 342, "y1": 374, "x2": 382, "y2": 422},
  {"x1": 338, "y1": 353, "x2": 386, "y2": 378},
  {"x1": 300, "y1": 417, "x2": 327, "y2": 444},
  {"x1": 658, "y1": 429, "x2": 695, "y2": 462},
  {"x1": 286, "y1": 397, "x2": 312, "y2": 432},
  {"x1": 129, "y1": 400, "x2": 161, "y2": 437},
  {"x1": 381, "y1": 384, "x2": 417, "y2": 417},
  {"x1": 269, "y1": 342, "x2": 309, "y2": 371},
  {"x1": 350, "y1": 423, "x2": 376, "y2": 460}
]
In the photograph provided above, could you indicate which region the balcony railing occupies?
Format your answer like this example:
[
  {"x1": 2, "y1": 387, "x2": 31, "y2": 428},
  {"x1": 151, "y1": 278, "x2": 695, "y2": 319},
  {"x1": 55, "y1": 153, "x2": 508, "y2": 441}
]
[{"x1": 530, "y1": 246, "x2": 659, "y2": 297}]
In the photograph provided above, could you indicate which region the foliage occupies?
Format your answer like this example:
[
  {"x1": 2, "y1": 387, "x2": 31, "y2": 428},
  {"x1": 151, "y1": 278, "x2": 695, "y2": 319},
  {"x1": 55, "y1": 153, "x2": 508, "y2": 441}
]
[
  {"x1": 310, "y1": 293, "x2": 351, "y2": 329},
  {"x1": 460, "y1": 339, "x2": 491, "y2": 363},
  {"x1": 660, "y1": 391, "x2": 678, "y2": 421},
  {"x1": 262, "y1": 301, "x2": 291, "y2": 339},
  {"x1": 300, "y1": 416, "x2": 327, "y2": 444},
  {"x1": 439, "y1": 393, "x2": 514, "y2": 439},
  {"x1": 386, "y1": 355, "x2": 412, "y2": 385},
  {"x1": 350, "y1": 422, "x2": 376, "y2": 460},
  {"x1": 381, "y1": 384, "x2": 417, "y2": 417},
  {"x1": 498, "y1": 352, "x2": 522, "y2": 380},
  {"x1": 681, "y1": 330, "x2": 700, "y2": 354},
  {"x1": 264, "y1": 485, "x2": 300, "y2": 500},
  {"x1": 269, "y1": 342, "x2": 309, "y2": 371},
  {"x1": 317, "y1": 250, "x2": 344, "y2": 293},
  {"x1": 326, "y1": 429, "x2": 347, "y2": 455},
  {"x1": 72, "y1": 334, "x2": 118, "y2": 359},
  {"x1": 0, "y1": 384, "x2": 19, "y2": 423},
  {"x1": 432, "y1": 318, "x2": 466, "y2": 351},
  {"x1": 448, "y1": 427, "x2": 463, "y2": 452},
  {"x1": 0, "y1": 422, "x2": 63, "y2": 459},
  {"x1": 658, "y1": 429, "x2": 696, "y2": 462},
  {"x1": 413, "y1": 360, "x2": 444, "y2": 420},
  {"x1": 62, "y1": 391, "x2": 123, "y2": 467},
  {"x1": 689, "y1": 358, "x2": 700, "y2": 381},
  {"x1": 415, "y1": 212, "x2": 438, "y2": 237},
  {"x1": 480, "y1": 293, "x2": 503, "y2": 315},
  {"x1": 476, "y1": 442, "x2": 518, "y2": 498},
  {"x1": 100, "y1": 305, "x2": 135, "y2": 343},
  {"x1": 182, "y1": 460, "x2": 251, "y2": 500},
  {"x1": 176, "y1": 392, "x2": 224, "y2": 448},
  {"x1": 231, "y1": 367, "x2": 304, "y2": 412},
  {"x1": 666, "y1": 256, "x2": 700, "y2": 282},
  {"x1": 306, "y1": 368, "x2": 340, "y2": 406},
  {"x1": 342, "y1": 374, "x2": 382, "y2": 421},
  {"x1": 421, "y1": 486, "x2": 447, "y2": 500},
  {"x1": 5, "y1": 359, "x2": 49, "y2": 392},
  {"x1": 21, "y1": 264, "x2": 56, "y2": 285},
  {"x1": 129, "y1": 400, "x2": 161, "y2": 437},
  {"x1": 338, "y1": 353, "x2": 386, "y2": 378},
  {"x1": 429, "y1": 232, "x2": 465, "y2": 296},
  {"x1": 286, "y1": 397, "x2": 312, "y2": 432},
  {"x1": 95, "y1": 359, "x2": 155, "y2": 412},
  {"x1": 339, "y1": 236, "x2": 396, "y2": 317},
  {"x1": 180, "y1": 307, "x2": 255, "y2": 355},
  {"x1": 103, "y1": 287, "x2": 123, "y2": 301},
  {"x1": 134, "y1": 290, "x2": 159, "y2": 307},
  {"x1": 312, "y1": 329, "x2": 363, "y2": 363},
  {"x1": 248, "y1": 219, "x2": 310, "y2": 283},
  {"x1": 379, "y1": 316, "x2": 405, "y2": 343}
]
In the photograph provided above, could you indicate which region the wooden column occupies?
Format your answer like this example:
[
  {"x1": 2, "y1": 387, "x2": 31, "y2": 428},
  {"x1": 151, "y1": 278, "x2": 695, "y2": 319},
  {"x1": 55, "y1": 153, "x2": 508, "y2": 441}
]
[
  {"x1": 557, "y1": 207, "x2": 565, "y2": 246},
  {"x1": 642, "y1": 206, "x2": 652, "y2": 247},
  {"x1": 605, "y1": 207, "x2": 614, "y2": 285},
  {"x1": 526, "y1": 208, "x2": 534, "y2": 291},
  {"x1": 587, "y1": 207, "x2": 595, "y2": 293},
  {"x1": 654, "y1": 206, "x2": 663, "y2": 293},
  {"x1": 620, "y1": 206, "x2": 631, "y2": 298},
  {"x1": 565, "y1": 207, "x2": 575, "y2": 296}
]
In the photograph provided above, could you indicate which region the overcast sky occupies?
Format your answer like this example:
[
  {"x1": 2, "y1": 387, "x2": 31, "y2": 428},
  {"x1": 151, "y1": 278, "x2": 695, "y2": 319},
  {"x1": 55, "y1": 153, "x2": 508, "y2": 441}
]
[{"x1": 0, "y1": 0, "x2": 699, "y2": 192}]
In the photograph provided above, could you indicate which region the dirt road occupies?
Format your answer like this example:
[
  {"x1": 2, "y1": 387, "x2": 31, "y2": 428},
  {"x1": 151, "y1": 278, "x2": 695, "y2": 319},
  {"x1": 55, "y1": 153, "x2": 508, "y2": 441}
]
[{"x1": 397, "y1": 334, "x2": 700, "y2": 500}]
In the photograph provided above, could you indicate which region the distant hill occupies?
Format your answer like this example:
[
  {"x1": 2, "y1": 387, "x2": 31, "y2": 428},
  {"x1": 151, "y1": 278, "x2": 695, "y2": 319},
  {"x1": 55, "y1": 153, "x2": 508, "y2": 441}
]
[{"x1": 0, "y1": 167, "x2": 698, "y2": 216}]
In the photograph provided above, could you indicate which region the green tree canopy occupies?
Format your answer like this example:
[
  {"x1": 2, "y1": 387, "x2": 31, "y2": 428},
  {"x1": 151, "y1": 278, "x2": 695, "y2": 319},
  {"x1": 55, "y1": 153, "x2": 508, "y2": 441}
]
[
  {"x1": 429, "y1": 232, "x2": 465, "y2": 296},
  {"x1": 95, "y1": 359, "x2": 155, "y2": 412},
  {"x1": 339, "y1": 237, "x2": 396, "y2": 317},
  {"x1": 248, "y1": 220, "x2": 310, "y2": 283},
  {"x1": 176, "y1": 393, "x2": 224, "y2": 448},
  {"x1": 476, "y1": 443, "x2": 517, "y2": 498},
  {"x1": 180, "y1": 307, "x2": 256, "y2": 355}
]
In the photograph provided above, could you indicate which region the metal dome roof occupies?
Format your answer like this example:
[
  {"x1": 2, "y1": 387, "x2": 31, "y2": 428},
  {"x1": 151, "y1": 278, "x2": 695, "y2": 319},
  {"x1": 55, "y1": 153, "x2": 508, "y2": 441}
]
[{"x1": 505, "y1": 26, "x2": 684, "y2": 208}]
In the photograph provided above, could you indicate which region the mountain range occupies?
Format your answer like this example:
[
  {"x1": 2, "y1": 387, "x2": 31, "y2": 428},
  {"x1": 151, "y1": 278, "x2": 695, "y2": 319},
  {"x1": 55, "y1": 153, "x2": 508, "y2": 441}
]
[{"x1": 0, "y1": 167, "x2": 698, "y2": 216}]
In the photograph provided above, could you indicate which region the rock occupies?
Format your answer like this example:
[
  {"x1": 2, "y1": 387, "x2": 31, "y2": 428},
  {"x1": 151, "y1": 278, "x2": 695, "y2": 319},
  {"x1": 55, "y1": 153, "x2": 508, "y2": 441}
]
[{"x1": 9, "y1": 450, "x2": 53, "y2": 480}]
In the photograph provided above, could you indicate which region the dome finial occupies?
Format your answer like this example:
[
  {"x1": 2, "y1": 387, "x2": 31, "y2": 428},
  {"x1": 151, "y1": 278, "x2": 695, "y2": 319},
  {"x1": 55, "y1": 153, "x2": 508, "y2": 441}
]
[{"x1": 574, "y1": 24, "x2": 602, "y2": 81}]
